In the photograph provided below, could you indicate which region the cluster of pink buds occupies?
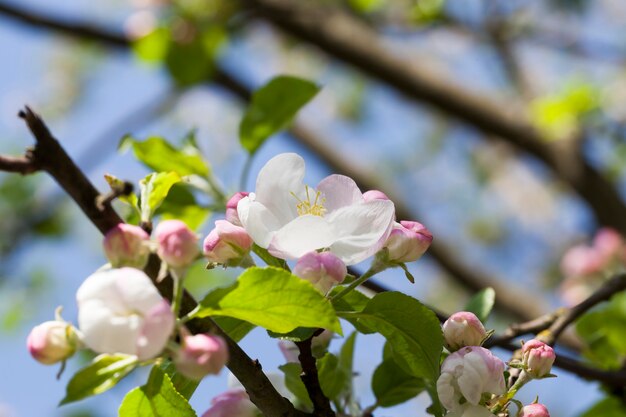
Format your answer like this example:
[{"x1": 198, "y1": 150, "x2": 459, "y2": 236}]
[
  {"x1": 437, "y1": 312, "x2": 555, "y2": 416},
  {"x1": 560, "y1": 228, "x2": 626, "y2": 305},
  {"x1": 104, "y1": 220, "x2": 201, "y2": 271}
]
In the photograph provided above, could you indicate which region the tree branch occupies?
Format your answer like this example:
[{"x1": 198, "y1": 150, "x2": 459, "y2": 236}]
[
  {"x1": 295, "y1": 335, "x2": 335, "y2": 417},
  {"x1": 243, "y1": 0, "x2": 626, "y2": 234},
  {"x1": 0, "y1": 0, "x2": 590, "y2": 323},
  {"x1": 0, "y1": 1, "x2": 128, "y2": 47},
  {"x1": 9, "y1": 106, "x2": 307, "y2": 417},
  {"x1": 0, "y1": 153, "x2": 38, "y2": 174}
]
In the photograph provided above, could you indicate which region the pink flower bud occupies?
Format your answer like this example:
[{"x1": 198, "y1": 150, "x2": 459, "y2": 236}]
[
  {"x1": 155, "y1": 220, "x2": 199, "y2": 268},
  {"x1": 203, "y1": 220, "x2": 253, "y2": 266},
  {"x1": 442, "y1": 311, "x2": 487, "y2": 351},
  {"x1": 103, "y1": 223, "x2": 150, "y2": 269},
  {"x1": 560, "y1": 245, "x2": 604, "y2": 279},
  {"x1": 383, "y1": 221, "x2": 433, "y2": 263},
  {"x1": 226, "y1": 192, "x2": 249, "y2": 226},
  {"x1": 175, "y1": 333, "x2": 229, "y2": 380},
  {"x1": 363, "y1": 190, "x2": 390, "y2": 201},
  {"x1": 27, "y1": 321, "x2": 80, "y2": 365},
  {"x1": 522, "y1": 339, "x2": 555, "y2": 378},
  {"x1": 437, "y1": 346, "x2": 505, "y2": 412},
  {"x1": 293, "y1": 251, "x2": 347, "y2": 294},
  {"x1": 202, "y1": 390, "x2": 257, "y2": 417},
  {"x1": 520, "y1": 404, "x2": 550, "y2": 417},
  {"x1": 593, "y1": 228, "x2": 623, "y2": 259}
]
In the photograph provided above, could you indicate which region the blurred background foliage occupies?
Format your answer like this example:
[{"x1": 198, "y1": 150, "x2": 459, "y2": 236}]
[{"x1": 2, "y1": 0, "x2": 626, "y2": 416}]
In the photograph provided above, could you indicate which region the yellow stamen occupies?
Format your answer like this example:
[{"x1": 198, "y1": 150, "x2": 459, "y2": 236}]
[{"x1": 291, "y1": 185, "x2": 326, "y2": 216}]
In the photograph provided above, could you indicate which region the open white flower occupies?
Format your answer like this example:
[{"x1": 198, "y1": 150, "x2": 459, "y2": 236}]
[
  {"x1": 76, "y1": 267, "x2": 175, "y2": 360},
  {"x1": 237, "y1": 153, "x2": 396, "y2": 265}
]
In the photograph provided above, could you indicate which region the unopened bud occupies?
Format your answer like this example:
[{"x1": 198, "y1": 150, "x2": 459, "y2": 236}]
[
  {"x1": 522, "y1": 339, "x2": 555, "y2": 378},
  {"x1": 155, "y1": 220, "x2": 199, "y2": 268},
  {"x1": 293, "y1": 251, "x2": 347, "y2": 294},
  {"x1": 27, "y1": 320, "x2": 80, "y2": 365},
  {"x1": 175, "y1": 333, "x2": 229, "y2": 380},
  {"x1": 363, "y1": 190, "x2": 390, "y2": 202},
  {"x1": 203, "y1": 220, "x2": 253, "y2": 266},
  {"x1": 103, "y1": 223, "x2": 150, "y2": 269},
  {"x1": 442, "y1": 311, "x2": 487, "y2": 351},
  {"x1": 383, "y1": 221, "x2": 432, "y2": 263},
  {"x1": 202, "y1": 390, "x2": 257, "y2": 417},
  {"x1": 519, "y1": 403, "x2": 550, "y2": 417},
  {"x1": 225, "y1": 192, "x2": 249, "y2": 226}
]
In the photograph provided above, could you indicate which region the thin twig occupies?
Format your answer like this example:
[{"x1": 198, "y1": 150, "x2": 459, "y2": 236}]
[{"x1": 295, "y1": 334, "x2": 335, "y2": 417}]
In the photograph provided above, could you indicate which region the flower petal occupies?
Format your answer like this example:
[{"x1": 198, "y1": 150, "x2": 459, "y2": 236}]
[
  {"x1": 326, "y1": 200, "x2": 395, "y2": 265},
  {"x1": 238, "y1": 198, "x2": 281, "y2": 248},
  {"x1": 268, "y1": 215, "x2": 335, "y2": 259},
  {"x1": 316, "y1": 174, "x2": 363, "y2": 213},
  {"x1": 78, "y1": 300, "x2": 142, "y2": 355},
  {"x1": 254, "y1": 153, "x2": 304, "y2": 224},
  {"x1": 136, "y1": 299, "x2": 175, "y2": 360}
]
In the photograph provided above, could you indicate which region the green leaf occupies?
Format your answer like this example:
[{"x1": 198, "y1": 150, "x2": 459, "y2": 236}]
[
  {"x1": 140, "y1": 172, "x2": 181, "y2": 222},
  {"x1": 118, "y1": 366, "x2": 196, "y2": 417},
  {"x1": 372, "y1": 359, "x2": 426, "y2": 407},
  {"x1": 120, "y1": 136, "x2": 210, "y2": 178},
  {"x1": 61, "y1": 354, "x2": 138, "y2": 405},
  {"x1": 576, "y1": 292, "x2": 626, "y2": 370},
  {"x1": 213, "y1": 316, "x2": 255, "y2": 342},
  {"x1": 530, "y1": 80, "x2": 600, "y2": 140},
  {"x1": 279, "y1": 363, "x2": 313, "y2": 409},
  {"x1": 318, "y1": 353, "x2": 349, "y2": 401},
  {"x1": 195, "y1": 267, "x2": 341, "y2": 334},
  {"x1": 164, "y1": 27, "x2": 225, "y2": 86},
  {"x1": 133, "y1": 27, "x2": 171, "y2": 62},
  {"x1": 332, "y1": 289, "x2": 373, "y2": 334},
  {"x1": 464, "y1": 287, "x2": 495, "y2": 323},
  {"x1": 252, "y1": 244, "x2": 289, "y2": 269},
  {"x1": 239, "y1": 76, "x2": 320, "y2": 154},
  {"x1": 156, "y1": 184, "x2": 210, "y2": 231},
  {"x1": 339, "y1": 331, "x2": 357, "y2": 373},
  {"x1": 341, "y1": 292, "x2": 443, "y2": 381},
  {"x1": 160, "y1": 362, "x2": 199, "y2": 401},
  {"x1": 579, "y1": 396, "x2": 626, "y2": 417}
]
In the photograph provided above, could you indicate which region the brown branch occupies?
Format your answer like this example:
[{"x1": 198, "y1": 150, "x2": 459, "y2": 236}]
[
  {"x1": 3, "y1": 2, "x2": 625, "y2": 390},
  {"x1": 11, "y1": 106, "x2": 308, "y2": 417},
  {"x1": 0, "y1": 0, "x2": 592, "y2": 323},
  {"x1": 542, "y1": 273, "x2": 626, "y2": 345},
  {"x1": 0, "y1": 1, "x2": 128, "y2": 47},
  {"x1": 295, "y1": 335, "x2": 335, "y2": 417},
  {"x1": 0, "y1": 153, "x2": 38, "y2": 174},
  {"x1": 243, "y1": 0, "x2": 626, "y2": 234},
  {"x1": 18, "y1": 107, "x2": 122, "y2": 234}
]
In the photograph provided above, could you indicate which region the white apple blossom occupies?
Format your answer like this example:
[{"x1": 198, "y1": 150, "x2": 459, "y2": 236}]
[
  {"x1": 237, "y1": 153, "x2": 396, "y2": 265},
  {"x1": 445, "y1": 404, "x2": 497, "y2": 417},
  {"x1": 76, "y1": 267, "x2": 175, "y2": 360}
]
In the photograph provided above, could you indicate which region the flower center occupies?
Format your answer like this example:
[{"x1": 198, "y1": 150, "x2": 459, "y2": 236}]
[{"x1": 291, "y1": 185, "x2": 326, "y2": 217}]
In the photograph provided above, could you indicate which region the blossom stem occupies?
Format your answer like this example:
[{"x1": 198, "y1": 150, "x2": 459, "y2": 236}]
[
  {"x1": 490, "y1": 372, "x2": 530, "y2": 414},
  {"x1": 171, "y1": 268, "x2": 184, "y2": 318},
  {"x1": 331, "y1": 262, "x2": 386, "y2": 302}
]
